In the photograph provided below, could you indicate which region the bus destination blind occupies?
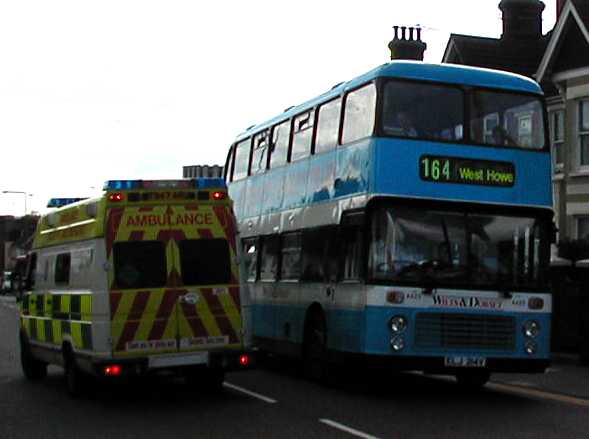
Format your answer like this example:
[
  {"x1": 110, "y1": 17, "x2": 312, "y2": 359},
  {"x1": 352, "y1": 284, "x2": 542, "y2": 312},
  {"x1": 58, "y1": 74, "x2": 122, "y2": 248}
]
[{"x1": 419, "y1": 155, "x2": 515, "y2": 187}]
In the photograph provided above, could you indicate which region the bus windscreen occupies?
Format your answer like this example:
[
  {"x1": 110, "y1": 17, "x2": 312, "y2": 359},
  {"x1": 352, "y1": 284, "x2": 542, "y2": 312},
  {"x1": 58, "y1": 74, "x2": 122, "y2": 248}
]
[{"x1": 369, "y1": 207, "x2": 550, "y2": 290}]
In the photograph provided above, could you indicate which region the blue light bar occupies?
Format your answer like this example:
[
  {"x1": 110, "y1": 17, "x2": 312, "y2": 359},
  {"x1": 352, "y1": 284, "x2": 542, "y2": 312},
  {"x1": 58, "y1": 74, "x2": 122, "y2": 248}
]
[
  {"x1": 47, "y1": 198, "x2": 88, "y2": 208},
  {"x1": 103, "y1": 180, "x2": 141, "y2": 191},
  {"x1": 196, "y1": 178, "x2": 226, "y2": 189}
]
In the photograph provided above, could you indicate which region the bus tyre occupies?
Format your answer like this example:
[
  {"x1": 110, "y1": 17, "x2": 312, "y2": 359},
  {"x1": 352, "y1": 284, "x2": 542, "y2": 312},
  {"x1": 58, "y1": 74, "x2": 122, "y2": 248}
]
[
  {"x1": 64, "y1": 350, "x2": 87, "y2": 398},
  {"x1": 303, "y1": 311, "x2": 329, "y2": 383},
  {"x1": 455, "y1": 371, "x2": 491, "y2": 390},
  {"x1": 20, "y1": 335, "x2": 47, "y2": 381}
]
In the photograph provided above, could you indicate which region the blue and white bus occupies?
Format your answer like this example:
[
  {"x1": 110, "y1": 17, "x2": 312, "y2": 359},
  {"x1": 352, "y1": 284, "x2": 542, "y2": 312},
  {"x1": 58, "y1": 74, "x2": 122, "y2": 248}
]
[{"x1": 224, "y1": 61, "x2": 553, "y2": 387}]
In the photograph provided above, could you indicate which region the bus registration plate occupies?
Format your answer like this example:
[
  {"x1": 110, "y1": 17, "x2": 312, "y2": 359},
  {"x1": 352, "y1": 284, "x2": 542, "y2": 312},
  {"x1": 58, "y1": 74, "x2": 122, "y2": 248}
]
[{"x1": 444, "y1": 356, "x2": 486, "y2": 368}]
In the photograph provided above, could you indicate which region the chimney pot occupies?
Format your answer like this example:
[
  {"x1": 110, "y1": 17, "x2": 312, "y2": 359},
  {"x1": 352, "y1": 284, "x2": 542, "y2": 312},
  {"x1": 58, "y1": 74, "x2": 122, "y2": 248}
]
[
  {"x1": 499, "y1": 0, "x2": 545, "y2": 40},
  {"x1": 388, "y1": 24, "x2": 427, "y2": 61}
]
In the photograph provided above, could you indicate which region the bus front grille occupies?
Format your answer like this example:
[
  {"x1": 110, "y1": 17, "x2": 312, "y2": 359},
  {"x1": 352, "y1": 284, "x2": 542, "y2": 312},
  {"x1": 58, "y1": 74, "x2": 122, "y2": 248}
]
[{"x1": 414, "y1": 312, "x2": 516, "y2": 351}]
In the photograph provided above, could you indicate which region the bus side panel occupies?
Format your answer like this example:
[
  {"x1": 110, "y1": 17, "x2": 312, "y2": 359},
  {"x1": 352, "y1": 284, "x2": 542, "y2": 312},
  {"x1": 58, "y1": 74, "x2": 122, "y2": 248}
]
[
  {"x1": 326, "y1": 283, "x2": 366, "y2": 353},
  {"x1": 334, "y1": 139, "x2": 371, "y2": 199},
  {"x1": 307, "y1": 151, "x2": 336, "y2": 203}
]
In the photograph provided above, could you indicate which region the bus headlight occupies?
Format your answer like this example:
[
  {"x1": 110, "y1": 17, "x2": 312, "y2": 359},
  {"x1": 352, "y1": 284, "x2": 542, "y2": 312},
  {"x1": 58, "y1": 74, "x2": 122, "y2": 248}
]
[
  {"x1": 525, "y1": 340, "x2": 538, "y2": 355},
  {"x1": 390, "y1": 336, "x2": 405, "y2": 351},
  {"x1": 390, "y1": 316, "x2": 407, "y2": 334},
  {"x1": 523, "y1": 320, "x2": 540, "y2": 338}
]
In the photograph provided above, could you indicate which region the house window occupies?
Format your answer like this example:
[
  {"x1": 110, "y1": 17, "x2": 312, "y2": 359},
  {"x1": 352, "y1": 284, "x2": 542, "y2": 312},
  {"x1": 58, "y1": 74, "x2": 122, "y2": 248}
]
[
  {"x1": 550, "y1": 109, "x2": 564, "y2": 171},
  {"x1": 580, "y1": 100, "x2": 589, "y2": 167},
  {"x1": 578, "y1": 217, "x2": 589, "y2": 241}
]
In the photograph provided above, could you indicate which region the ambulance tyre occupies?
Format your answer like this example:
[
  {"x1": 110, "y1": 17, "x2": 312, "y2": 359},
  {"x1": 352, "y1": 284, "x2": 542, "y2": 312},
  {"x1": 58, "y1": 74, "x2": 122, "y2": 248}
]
[
  {"x1": 63, "y1": 344, "x2": 87, "y2": 398},
  {"x1": 20, "y1": 332, "x2": 47, "y2": 381},
  {"x1": 455, "y1": 371, "x2": 491, "y2": 390}
]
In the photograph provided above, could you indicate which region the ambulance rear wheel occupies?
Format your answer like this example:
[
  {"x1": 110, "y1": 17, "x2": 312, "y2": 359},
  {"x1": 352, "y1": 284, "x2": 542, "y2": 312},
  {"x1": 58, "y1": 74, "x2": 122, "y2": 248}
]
[
  {"x1": 63, "y1": 347, "x2": 87, "y2": 398},
  {"x1": 20, "y1": 334, "x2": 47, "y2": 380}
]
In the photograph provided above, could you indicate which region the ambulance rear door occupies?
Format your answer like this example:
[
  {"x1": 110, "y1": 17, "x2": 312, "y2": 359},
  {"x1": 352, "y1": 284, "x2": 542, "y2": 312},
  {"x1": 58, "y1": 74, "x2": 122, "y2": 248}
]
[
  {"x1": 171, "y1": 203, "x2": 243, "y2": 353},
  {"x1": 107, "y1": 204, "x2": 181, "y2": 357}
]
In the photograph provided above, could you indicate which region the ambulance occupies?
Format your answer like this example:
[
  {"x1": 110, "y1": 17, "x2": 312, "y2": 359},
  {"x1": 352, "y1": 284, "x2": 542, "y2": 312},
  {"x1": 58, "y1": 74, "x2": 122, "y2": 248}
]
[{"x1": 18, "y1": 179, "x2": 252, "y2": 396}]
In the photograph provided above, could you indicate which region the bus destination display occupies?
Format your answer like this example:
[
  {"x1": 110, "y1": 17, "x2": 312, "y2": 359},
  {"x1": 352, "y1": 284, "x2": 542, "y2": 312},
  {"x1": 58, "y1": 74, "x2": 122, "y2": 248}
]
[{"x1": 419, "y1": 155, "x2": 515, "y2": 187}]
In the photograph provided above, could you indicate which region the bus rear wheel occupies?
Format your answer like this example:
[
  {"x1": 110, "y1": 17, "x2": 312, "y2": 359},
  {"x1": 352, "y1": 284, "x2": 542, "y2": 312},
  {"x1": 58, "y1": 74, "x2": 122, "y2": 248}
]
[{"x1": 303, "y1": 311, "x2": 328, "y2": 383}]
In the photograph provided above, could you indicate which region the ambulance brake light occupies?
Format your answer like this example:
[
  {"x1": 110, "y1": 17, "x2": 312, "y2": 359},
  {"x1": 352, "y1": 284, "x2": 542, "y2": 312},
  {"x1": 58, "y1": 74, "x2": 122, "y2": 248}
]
[
  {"x1": 104, "y1": 365, "x2": 122, "y2": 376},
  {"x1": 239, "y1": 354, "x2": 250, "y2": 367},
  {"x1": 212, "y1": 191, "x2": 227, "y2": 200},
  {"x1": 108, "y1": 193, "x2": 125, "y2": 202}
]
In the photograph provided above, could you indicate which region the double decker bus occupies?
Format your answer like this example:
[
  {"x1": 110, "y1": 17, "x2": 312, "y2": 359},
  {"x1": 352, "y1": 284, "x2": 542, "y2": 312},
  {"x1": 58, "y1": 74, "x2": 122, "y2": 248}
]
[{"x1": 224, "y1": 61, "x2": 553, "y2": 387}]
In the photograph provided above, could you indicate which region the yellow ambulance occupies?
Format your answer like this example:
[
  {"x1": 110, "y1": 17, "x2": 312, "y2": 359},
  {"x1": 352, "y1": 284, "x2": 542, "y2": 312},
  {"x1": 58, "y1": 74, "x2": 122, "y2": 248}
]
[{"x1": 18, "y1": 178, "x2": 252, "y2": 396}]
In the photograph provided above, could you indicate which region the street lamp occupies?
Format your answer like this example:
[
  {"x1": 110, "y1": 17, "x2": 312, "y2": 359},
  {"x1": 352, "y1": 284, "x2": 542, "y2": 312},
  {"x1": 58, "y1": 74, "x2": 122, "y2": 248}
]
[{"x1": 2, "y1": 191, "x2": 32, "y2": 216}]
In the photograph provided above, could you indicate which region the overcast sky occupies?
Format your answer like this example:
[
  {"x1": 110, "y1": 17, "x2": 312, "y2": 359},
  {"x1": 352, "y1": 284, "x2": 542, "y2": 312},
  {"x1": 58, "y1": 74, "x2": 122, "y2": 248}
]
[{"x1": 0, "y1": 0, "x2": 557, "y2": 216}]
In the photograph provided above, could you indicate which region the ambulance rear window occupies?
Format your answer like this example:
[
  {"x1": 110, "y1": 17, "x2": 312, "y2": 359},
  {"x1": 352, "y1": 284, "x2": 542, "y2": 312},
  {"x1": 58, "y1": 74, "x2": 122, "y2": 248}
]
[
  {"x1": 180, "y1": 239, "x2": 231, "y2": 285},
  {"x1": 113, "y1": 241, "x2": 167, "y2": 289}
]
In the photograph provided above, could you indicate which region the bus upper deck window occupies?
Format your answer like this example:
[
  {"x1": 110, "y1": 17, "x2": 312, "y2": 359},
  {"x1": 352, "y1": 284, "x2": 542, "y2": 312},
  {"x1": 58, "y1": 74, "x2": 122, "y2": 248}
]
[{"x1": 381, "y1": 80, "x2": 464, "y2": 142}]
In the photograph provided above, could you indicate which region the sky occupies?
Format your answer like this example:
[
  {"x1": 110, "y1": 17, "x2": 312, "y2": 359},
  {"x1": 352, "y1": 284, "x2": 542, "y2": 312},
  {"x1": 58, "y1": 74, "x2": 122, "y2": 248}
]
[{"x1": 0, "y1": 0, "x2": 557, "y2": 216}]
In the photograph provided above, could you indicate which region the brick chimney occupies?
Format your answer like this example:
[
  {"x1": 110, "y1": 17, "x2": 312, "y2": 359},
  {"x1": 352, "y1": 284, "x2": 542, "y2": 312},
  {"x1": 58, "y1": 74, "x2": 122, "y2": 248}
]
[
  {"x1": 499, "y1": 0, "x2": 545, "y2": 40},
  {"x1": 388, "y1": 26, "x2": 427, "y2": 61}
]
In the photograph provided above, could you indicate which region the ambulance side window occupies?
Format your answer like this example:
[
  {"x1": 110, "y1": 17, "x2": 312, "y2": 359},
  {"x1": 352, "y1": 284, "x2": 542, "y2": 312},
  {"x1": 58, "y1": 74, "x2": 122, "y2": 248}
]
[
  {"x1": 25, "y1": 253, "x2": 37, "y2": 290},
  {"x1": 55, "y1": 253, "x2": 71, "y2": 285},
  {"x1": 179, "y1": 239, "x2": 231, "y2": 285},
  {"x1": 113, "y1": 241, "x2": 167, "y2": 289}
]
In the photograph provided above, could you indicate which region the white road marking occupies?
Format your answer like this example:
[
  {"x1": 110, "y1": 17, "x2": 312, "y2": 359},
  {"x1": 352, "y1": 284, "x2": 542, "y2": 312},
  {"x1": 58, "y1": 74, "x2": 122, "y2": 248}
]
[
  {"x1": 223, "y1": 382, "x2": 277, "y2": 404},
  {"x1": 319, "y1": 419, "x2": 382, "y2": 439}
]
